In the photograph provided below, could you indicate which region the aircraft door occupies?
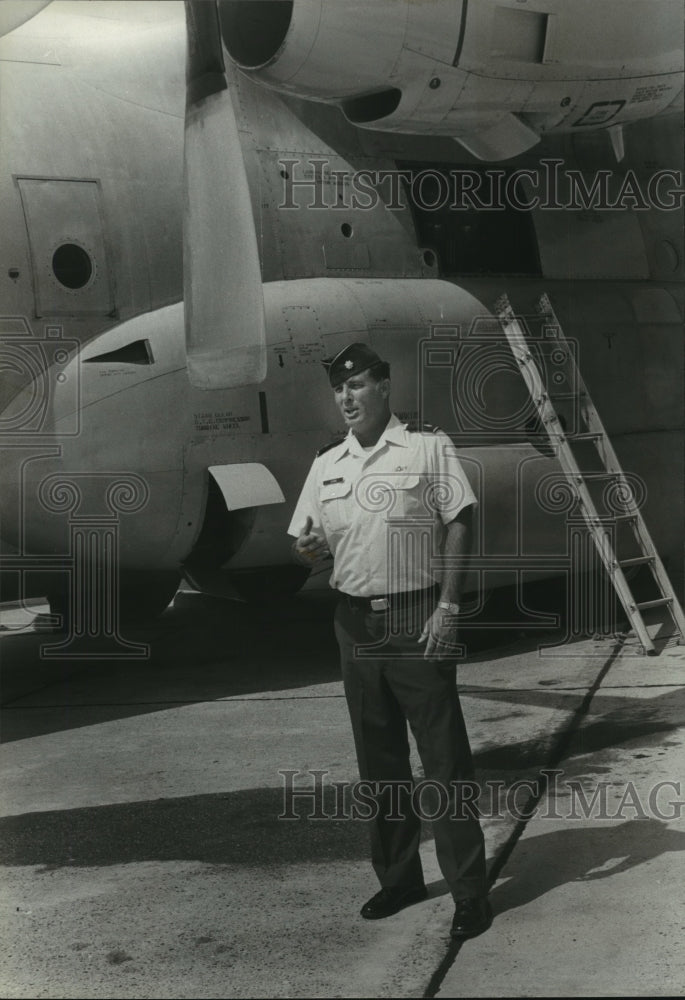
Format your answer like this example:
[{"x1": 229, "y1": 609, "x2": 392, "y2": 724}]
[{"x1": 16, "y1": 177, "x2": 115, "y2": 317}]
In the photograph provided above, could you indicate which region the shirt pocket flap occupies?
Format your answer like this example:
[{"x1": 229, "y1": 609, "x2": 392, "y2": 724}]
[
  {"x1": 319, "y1": 480, "x2": 352, "y2": 502},
  {"x1": 387, "y1": 474, "x2": 420, "y2": 491}
]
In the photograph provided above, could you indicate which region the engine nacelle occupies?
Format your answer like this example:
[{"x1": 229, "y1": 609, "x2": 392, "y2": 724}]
[{"x1": 219, "y1": 0, "x2": 684, "y2": 160}]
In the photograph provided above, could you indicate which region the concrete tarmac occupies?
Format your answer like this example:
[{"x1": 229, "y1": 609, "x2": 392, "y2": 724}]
[{"x1": 0, "y1": 585, "x2": 683, "y2": 998}]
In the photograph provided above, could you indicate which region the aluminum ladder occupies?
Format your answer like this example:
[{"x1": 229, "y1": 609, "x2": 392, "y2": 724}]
[{"x1": 495, "y1": 291, "x2": 685, "y2": 655}]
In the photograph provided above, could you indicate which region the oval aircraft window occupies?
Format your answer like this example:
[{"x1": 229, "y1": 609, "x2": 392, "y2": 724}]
[{"x1": 52, "y1": 243, "x2": 93, "y2": 289}]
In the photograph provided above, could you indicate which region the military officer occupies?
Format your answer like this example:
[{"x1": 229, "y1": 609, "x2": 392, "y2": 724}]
[{"x1": 288, "y1": 342, "x2": 492, "y2": 940}]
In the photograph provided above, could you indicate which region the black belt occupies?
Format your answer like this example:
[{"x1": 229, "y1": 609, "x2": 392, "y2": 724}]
[{"x1": 340, "y1": 586, "x2": 437, "y2": 613}]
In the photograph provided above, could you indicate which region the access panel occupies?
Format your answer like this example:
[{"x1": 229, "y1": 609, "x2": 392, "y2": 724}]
[{"x1": 17, "y1": 176, "x2": 115, "y2": 316}]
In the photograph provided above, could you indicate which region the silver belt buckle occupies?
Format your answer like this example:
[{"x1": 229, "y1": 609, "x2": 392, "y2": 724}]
[{"x1": 370, "y1": 597, "x2": 389, "y2": 612}]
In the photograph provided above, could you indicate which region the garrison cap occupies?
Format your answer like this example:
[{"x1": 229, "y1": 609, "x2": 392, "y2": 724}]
[{"x1": 322, "y1": 342, "x2": 387, "y2": 388}]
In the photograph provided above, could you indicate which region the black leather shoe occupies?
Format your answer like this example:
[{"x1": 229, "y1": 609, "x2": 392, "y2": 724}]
[
  {"x1": 450, "y1": 897, "x2": 493, "y2": 939},
  {"x1": 360, "y1": 884, "x2": 428, "y2": 920}
]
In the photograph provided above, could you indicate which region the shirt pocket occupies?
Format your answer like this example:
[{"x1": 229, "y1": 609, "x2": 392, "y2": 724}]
[
  {"x1": 319, "y1": 479, "x2": 353, "y2": 533},
  {"x1": 380, "y1": 474, "x2": 424, "y2": 519}
]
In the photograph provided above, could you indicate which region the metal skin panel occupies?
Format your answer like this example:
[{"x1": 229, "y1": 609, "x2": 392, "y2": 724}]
[
  {"x1": 17, "y1": 178, "x2": 115, "y2": 317},
  {"x1": 221, "y1": 0, "x2": 683, "y2": 159},
  {"x1": 0, "y1": 2, "x2": 50, "y2": 38},
  {"x1": 0, "y1": 5, "x2": 184, "y2": 327},
  {"x1": 457, "y1": 0, "x2": 683, "y2": 79},
  {"x1": 0, "y1": 1, "x2": 682, "y2": 612}
]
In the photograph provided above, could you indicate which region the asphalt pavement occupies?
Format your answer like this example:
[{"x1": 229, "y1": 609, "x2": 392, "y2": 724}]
[{"x1": 0, "y1": 584, "x2": 683, "y2": 998}]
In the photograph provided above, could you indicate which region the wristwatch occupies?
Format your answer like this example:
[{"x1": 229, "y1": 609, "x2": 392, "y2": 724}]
[{"x1": 438, "y1": 601, "x2": 461, "y2": 614}]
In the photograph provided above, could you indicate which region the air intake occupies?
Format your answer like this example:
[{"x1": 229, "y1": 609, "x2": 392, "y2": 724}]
[
  {"x1": 343, "y1": 88, "x2": 402, "y2": 124},
  {"x1": 219, "y1": 0, "x2": 294, "y2": 68}
]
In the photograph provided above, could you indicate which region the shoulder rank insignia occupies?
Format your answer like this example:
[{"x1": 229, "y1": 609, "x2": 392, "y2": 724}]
[
  {"x1": 316, "y1": 434, "x2": 346, "y2": 457},
  {"x1": 405, "y1": 420, "x2": 442, "y2": 434}
]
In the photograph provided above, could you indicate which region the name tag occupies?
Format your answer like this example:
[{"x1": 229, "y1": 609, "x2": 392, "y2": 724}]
[
  {"x1": 323, "y1": 477, "x2": 344, "y2": 485},
  {"x1": 320, "y1": 479, "x2": 352, "y2": 502}
]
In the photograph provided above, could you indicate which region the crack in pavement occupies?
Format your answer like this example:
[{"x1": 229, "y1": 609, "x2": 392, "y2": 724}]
[{"x1": 423, "y1": 633, "x2": 629, "y2": 999}]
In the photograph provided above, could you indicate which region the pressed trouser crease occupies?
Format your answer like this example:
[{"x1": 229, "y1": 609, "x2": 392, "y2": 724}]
[{"x1": 334, "y1": 593, "x2": 486, "y2": 901}]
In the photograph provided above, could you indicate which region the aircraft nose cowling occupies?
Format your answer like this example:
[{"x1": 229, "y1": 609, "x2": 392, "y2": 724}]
[
  {"x1": 0, "y1": 308, "x2": 190, "y2": 617},
  {"x1": 0, "y1": 320, "x2": 71, "y2": 570}
]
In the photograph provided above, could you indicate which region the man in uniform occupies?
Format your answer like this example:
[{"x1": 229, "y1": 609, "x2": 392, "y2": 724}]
[{"x1": 288, "y1": 342, "x2": 491, "y2": 940}]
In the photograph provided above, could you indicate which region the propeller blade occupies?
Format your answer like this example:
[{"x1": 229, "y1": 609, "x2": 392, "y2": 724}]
[{"x1": 183, "y1": 1, "x2": 265, "y2": 389}]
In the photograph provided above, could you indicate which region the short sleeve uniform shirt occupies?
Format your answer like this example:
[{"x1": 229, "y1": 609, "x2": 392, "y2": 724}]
[{"x1": 287, "y1": 415, "x2": 477, "y2": 597}]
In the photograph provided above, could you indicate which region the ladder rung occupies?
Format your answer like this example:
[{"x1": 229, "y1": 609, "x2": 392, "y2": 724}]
[
  {"x1": 567, "y1": 432, "x2": 603, "y2": 442},
  {"x1": 498, "y1": 291, "x2": 685, "y2": 646},
  {"x1": 635, "y1": 598, "x2": 672, "y2": 611},
  {"x1": 573, "y1": 471, "x2": 621, "y2": 484},
  {"x1": 498, "y1": 290, "x2": 685, "y2": 649},
  {"x1": 620, "y1": 556, "x2": 655, "y2": 568},
  {"x1": 589, "y1": 472, "x2": 620, "y2": 481}
]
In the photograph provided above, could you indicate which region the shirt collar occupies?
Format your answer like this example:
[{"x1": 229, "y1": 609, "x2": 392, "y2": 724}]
[{"x1": 333, "y1": 413, "x2": 408, "y2": 462}]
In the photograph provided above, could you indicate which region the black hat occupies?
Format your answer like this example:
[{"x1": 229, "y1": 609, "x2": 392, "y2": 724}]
[{"x1": 322, "y1": 342, "x2": 388, "y2": 388}]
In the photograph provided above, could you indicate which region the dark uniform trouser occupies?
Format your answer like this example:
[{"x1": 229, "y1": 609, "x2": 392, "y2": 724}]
[{"x1": 334, "y1": 590, "x2": 486, "y2": 902}]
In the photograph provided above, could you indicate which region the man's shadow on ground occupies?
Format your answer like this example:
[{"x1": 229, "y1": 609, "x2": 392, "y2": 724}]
[
  {"x1": 426, "y1": 819, "x2": 685, "y2": 913},
  {"x1": 489, "y1": 819, "x2": 683, "y2": 914}
]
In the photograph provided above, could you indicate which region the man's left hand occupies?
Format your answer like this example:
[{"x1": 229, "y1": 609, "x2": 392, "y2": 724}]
[{"x1": 418, "y1": 606, "x2": 462, "y2": 660}]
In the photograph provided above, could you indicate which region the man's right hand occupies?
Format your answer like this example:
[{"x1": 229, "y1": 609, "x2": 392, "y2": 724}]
[{"x1": 293, "y1": 515, "x2": 330, "y2": 567}]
